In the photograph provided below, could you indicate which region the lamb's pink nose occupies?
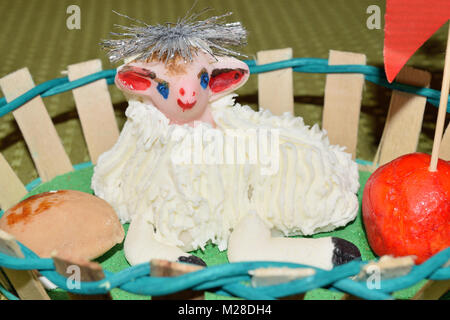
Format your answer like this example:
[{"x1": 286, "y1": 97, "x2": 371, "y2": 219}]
[
  {"x1": 177, "y1": 87, "x2": 197, "y2": 111},
  {"x1": 179, "y1": 88, "x2": 196, "y2": 97}
]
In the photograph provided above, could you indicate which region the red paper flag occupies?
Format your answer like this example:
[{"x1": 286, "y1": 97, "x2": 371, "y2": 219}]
[{"x1": 384, "y1": 0, "x2": 450, "y2": 83}]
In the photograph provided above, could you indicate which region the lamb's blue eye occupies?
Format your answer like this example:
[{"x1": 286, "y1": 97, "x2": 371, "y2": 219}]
[
  {"x1": 157, "y1": 82, "x2": 169, "y2": 99},
  {"x1": 200, "y1": 72, "x2": 209, "y2": 89}
]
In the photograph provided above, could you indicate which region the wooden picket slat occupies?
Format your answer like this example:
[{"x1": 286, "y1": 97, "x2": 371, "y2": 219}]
[
  {"x1": 0, "y1": 268, "x2": 13, "y2": 293},
  {"x1": 0, "y1": 229, "x2": 50, "y2": 300},
  {"x1": 150, "y1": 259, "x2": 205, "y2": 300},
  {"x1": 373, "y1": 66, "x2": 431, "y2": 168},
  {"x1": 250, "y1": 267, "x2": 315, "y2": 300},
  {"x1": 341, "y1": 255, "x2": 415, "y2": 300},
  {"x1": 257, "y1": 48, "x2": 294, "y2": 115},
  {"x1": 0, "y1": 153, "x2": 27, "y2": 211},
  {"x1": 0, "y1": 68, "x2": 73, "y2": 182},
  {"x1": 439, "y1": 124, "x2": 450, "y2": 160},
  {"x1": 250, "y1": 267, "x2": 314, "y2": 286},
  {"x1": 53, "y1": 256, "x2": 112, "y2": 300},
  {"x1": 413, "y1": 260, "x2": 450, "y2": 300},
  {"x1": 413, "y1": 279, "x2": 450, "y2": 300},
  {"x1": 323, "y1": 50, "x2": 366, "y2": 160},
  {"x1": 68, "y1": 59, "x2": 119, "y2": 164}
]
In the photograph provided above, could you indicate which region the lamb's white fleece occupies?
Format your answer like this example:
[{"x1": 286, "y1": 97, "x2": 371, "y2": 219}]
[{"x1": 92, "y1": 94, "x2": 359, "y2": 251}]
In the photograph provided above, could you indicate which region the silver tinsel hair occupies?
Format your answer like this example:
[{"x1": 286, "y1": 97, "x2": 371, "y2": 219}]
[{"x1": 101, "y1": 8, "x2": 247, "y2": 64}]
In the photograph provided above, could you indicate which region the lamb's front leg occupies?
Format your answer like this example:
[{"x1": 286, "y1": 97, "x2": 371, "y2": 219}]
[
  {"x1": 124, "y1": 212, "x2": 206, "y2": 266},
  {"x1": 228, "y1": 214, "x2": 361, "y2": 270}
]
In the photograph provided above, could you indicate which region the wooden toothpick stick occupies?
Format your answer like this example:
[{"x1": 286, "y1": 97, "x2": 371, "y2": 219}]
[{"x1": 430, "y1": 22, "x2": 450, "y2": 172}]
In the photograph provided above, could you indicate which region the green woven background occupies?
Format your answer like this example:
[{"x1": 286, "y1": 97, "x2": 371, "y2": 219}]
[{"x1": 0, "y1": 0, "x2": 449, "y2": 184}]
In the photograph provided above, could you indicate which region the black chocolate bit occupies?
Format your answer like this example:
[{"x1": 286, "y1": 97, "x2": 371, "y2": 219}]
[
  {"x1": 177, "y1": 255, "x2": 207, "y2": 267},
  {"x1": 331, "y1": 237, "x2": 361, "y2": 266}
]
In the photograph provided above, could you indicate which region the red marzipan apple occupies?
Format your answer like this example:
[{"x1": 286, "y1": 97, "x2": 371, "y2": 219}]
[{"x1": 362, "y1": 152, "x2": 450, "y2": 264}]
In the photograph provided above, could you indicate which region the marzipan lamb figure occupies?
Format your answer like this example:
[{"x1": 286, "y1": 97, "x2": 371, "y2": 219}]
[{"x1": 93, "y1": 10, "x2": 361, "y2": 270}]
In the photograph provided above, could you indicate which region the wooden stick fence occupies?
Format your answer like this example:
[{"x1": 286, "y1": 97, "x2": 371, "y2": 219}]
[{"x1": 0, "y1": 49, "x2": 448, "y2": 300}]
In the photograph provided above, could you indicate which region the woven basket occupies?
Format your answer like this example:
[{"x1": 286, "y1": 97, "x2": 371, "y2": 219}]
[{"x1": 0, "y1": 48, "x2": 449, "y2": 300}]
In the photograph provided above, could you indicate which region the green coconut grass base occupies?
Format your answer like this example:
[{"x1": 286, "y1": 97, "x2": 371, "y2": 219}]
[{"x1": 22, "y1": 166, "x2": 430, "y2": 300}]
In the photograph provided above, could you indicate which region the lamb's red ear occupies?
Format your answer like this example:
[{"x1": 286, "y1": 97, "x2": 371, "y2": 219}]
[
  {"x1": 115, "y1": 65, "x2": 153, "y2": 93},
  {"x1": 209, "y1": 56, "x2": 249, "y2": 102}
]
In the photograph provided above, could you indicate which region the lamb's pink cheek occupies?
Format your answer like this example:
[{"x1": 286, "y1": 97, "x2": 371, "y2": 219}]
[{"x1": 117, "y1": 72, "x2": 151, "y2": 91}]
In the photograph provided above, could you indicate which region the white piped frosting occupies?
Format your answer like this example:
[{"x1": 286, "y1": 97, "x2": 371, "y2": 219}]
[{"x1": 91, "y1": 94, "x2": 359, "y2": 251}]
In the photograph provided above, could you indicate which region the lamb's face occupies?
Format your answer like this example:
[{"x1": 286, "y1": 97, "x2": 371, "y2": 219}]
[{"x1": 115, "y1": 50, "x2": 249, "y2": 126}]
